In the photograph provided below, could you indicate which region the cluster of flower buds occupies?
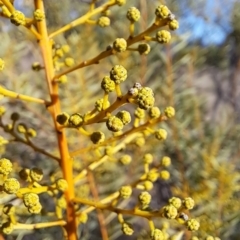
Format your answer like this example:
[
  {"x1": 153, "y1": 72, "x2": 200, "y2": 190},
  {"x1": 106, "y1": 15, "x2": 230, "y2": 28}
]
[
  {"x1": 106, "y1": 110, "x2": 131, "y2": 132},
  {"x1": 57, "y1": 112, "x2": 86, "y2": 128},
  {"x1": 51, "y1": 42, "x2": 74, "y2": 75},
  {"x1": 155, "y1": 4, "x2": 179, "y2": 31},
  {"x1": 128, "y1": 83, "x2": 155, "y2": 110},
  {"x1": 160, "y1": 196, "x2": 200, "y2": 231}
]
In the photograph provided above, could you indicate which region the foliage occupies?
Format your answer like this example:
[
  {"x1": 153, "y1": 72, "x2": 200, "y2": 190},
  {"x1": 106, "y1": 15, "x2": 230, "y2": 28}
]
[{"x1": 0, "y1": 1, "x2": 239, "y2": 240}]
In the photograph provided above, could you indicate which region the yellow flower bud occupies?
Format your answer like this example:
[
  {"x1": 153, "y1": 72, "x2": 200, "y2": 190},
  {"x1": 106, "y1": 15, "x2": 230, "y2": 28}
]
[
  {"x1": 143, "y1": 153, "x2": 153, "y2": 164},
  {"x1": 134, "y1": 108, "x2": 145, "y2": 119},
  {"x1": 28, "y1": 202, "x2": 42, "y2": 214},
  {"x1": 10, "y1": 10, "x2": 26, "y2": 26},
  {"x1": 116, "y1": 110, "x2": 131, "y2": 125},
  {"x1": 32, "y1": 62, "x2": 42, "y2": 71},
  {"x1": 119, "y1": 185, "x2": 132, "y2": 199},
  {"x1": 155, "y1": 129, "x2": 167, "y2": 140},
  {"x1": 161, "y1": 156, "x2": 171, "y2": 167},
  {"x1": 113, "y1": 38, "x2": 127, "y2": 52},
  {"x1": 147, "y1": 169, "x2": 159, "y2": 182},
  {"x1": 64, "y1": 57, "x2": 75, "y2": 67},
  {"x1": 78, "y1": 213, "x2": 88, "y2": 223},
  {"x1": 56, "y1": 112, "x2": 69, "y2": 125},
  {"x1": 0, "y1": 158, "x2": 13, "y2": 175},
  {"x1": 138, "y1": 191, "x2": 151, "y2": 207},
  {"x1": 30, "y1": 167, "x2": 43, "y2": 182},
  {"x1": 135, "y1": 137, "x2": 145, "y2": 147},
  {"x1": 101, "y1": 76, "x2": 116, "y2": 93},
  {"x1": 56, "y1": 178, "x2": 68, "y2": 192},
  {"x1": 17, "y1": 124, "x2": 27, "y2": 134},
  {"x1": 143, "y1": 180, "x2": 153, "y2": 191},
  {"x1": 155, "y1": 5, "x2": 170, "y2": 19},
  {"x1": 122, "y1": 222, "x2": 134, "y2": 235},
  {"x1": 90, "y1": 131, "x2": 105, "y2": 144},
  {"x1": 169, "y1": 197, "x2": 182, "y2": 209},
  {"x1": 5, "y1": 124, "x2": 13, "y2": 132},
  {"x1": 183, "y1": 197, "x2": 195, "y2": 210},
  {"x1": 69, "y1": 113, "x2": 84, "y2": 127},
  {"x1": 55, "y1": 49, "x2": 64, "y2": 58},
  {"x1": 106, "y1": 116, "x2": 123, "y2": 132},
  {"x1": 95, "y1": 98, "x2": 110, "y2": 112},
  {"x1": 27, "y1": 128, "x2": 37, "y2": 138},
  {"x1": 151, "y1": 229, "x2": 164, "y2": 240},
  {"x1": 33, "y1": 9, "x2": 45, "y2": 21},
  {"x1": 3, "y1": 178, "x2": 20, "y2": 194},
  {"x1": 163, "y1": 204, "x2": 178, "y2": 219},
  {"x1": 159, "y1": 170, "x2": 170, "y2": 180},
  {"x1": 137, "y1": 87, "x2": 155, "y2": 110},
  {"x1": 58, "y1": 75, "x2": 68, "y2": 84},
  {"x1": 156, "y1": 30, "x2": 171, "y2": 44},
  {"x1": 169, "y1": 19, "x2": 179, "y2": 31},
  {"x1": 127, "y1": 7, "x2": 140, "y2": 22},
  {"x1": 149, "y1": 107, "x2": 161, "y2": 118},
  {"x1": 164, "y1": 106, "x2": 175, "y2": 118},
  {"x1": 186, "y1": 219, "x2": 200, "y2": 231},
  {"x1": 23, "y1": 193, "x2": 40, "y2": 207},
  {"x1": 119, "y1": 155, "x2": 132, "y2": 165},
  {"x1": 138, "y1": 43, "x2": 151, "y2": 55},
  {"x1": 110, "y1": 65, "x2": 127, "y2": 84},
  {"x1": 0, "y1": 136, "x2": 8, "y2": 146},
  {"x1": 61, "y1": 45, "x2": 70, "y2": 53},
  {"x1": 97, "y1": 16, "x2": 110, "y2": 27},
  {"x1": 0, "y1": 106, "x2": 6, "y2": 115}
]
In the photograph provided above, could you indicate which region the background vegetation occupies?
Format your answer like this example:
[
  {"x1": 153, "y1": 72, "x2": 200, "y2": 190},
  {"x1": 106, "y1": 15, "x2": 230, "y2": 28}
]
[{"x1": 0, "y1": 0, "x2": 240, "y2": 240}]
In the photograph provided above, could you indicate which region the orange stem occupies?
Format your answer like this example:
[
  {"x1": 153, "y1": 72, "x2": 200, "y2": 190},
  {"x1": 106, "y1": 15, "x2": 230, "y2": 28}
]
[
  {"x1": 34, "y1": 0, "x2": 77, "y2": 239},
  {"x1": 1, "y1": 0, "x2": 14, "y2": 13}
]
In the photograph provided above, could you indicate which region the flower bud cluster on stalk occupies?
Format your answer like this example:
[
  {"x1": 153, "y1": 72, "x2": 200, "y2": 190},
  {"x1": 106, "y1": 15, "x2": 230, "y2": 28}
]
[{"x1": 0, "y1": 1, "x2": 223, "y2": 239}]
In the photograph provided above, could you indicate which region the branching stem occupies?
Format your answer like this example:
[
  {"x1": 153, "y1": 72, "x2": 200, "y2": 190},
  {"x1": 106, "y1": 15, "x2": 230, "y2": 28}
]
[{"x1": 0, "y1": 86, "x2": 48, "y2": 105}]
